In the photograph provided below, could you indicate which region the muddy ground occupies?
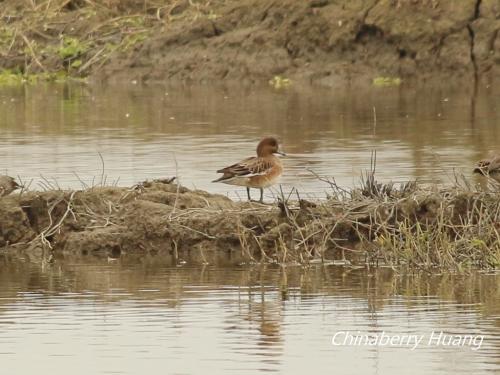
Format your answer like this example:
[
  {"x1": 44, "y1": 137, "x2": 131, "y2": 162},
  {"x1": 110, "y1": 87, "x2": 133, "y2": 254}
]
[
  {"x1": 0, "y1": 179, "x2": 499, "y2": 269},
  {"x1": 0, "y1": 0, "x2": 499, "y2": 85}
]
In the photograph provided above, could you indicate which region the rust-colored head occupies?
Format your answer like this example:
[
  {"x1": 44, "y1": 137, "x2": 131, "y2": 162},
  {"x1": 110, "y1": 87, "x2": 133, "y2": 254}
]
[{"x1": 256, "y1": 137, "x2": 285, "y2": 157}]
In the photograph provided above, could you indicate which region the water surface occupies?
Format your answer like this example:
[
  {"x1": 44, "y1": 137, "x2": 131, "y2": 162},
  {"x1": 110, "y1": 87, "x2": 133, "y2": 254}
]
[
  {"x1": 0, "y1": 257, "x2": 498, "y2": 375},
  {"x1": 1, "y1": 82, "x2": 499, "y2": 199},
  {"x1": 1, "y1": 82, "x2": 499, "y2": 373}
]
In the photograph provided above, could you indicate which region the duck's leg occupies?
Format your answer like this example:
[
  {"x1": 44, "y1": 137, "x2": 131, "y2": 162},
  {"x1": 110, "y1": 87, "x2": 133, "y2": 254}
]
[
  {"x1": 259, "y1": 188, "x2": 264, "y2": 203},
  {"x1": 246, "y1": 187, "x2": 252, "y2": 201}
]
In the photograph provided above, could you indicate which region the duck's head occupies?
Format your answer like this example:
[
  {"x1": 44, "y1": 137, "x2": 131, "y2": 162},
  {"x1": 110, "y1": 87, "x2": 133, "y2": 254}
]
[{"x1": 256, "y1": 137, "x2": 286, "y2": 157}]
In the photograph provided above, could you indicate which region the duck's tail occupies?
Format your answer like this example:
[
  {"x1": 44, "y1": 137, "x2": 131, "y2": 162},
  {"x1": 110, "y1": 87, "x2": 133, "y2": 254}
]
[{"x1": 212, "y1": 173, "x2": 233, "y2": 183}]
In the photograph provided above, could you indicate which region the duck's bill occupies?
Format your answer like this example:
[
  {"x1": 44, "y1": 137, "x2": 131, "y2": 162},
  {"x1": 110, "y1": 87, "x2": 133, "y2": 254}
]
[{"x1": 275, "y1": 151, "x2": 287, "y2": 156}]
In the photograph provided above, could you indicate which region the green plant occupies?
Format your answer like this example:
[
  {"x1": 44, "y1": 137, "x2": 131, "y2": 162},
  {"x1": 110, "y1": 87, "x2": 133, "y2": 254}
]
[
  {"x1": 269, "y1": 76, "x2": 292, "y2": 89},
  {"x1": 0, "y1": 70, "x2": 26, "y2": 85},
  {"x1": 373, "y1": 76, "x2": 402, "y2": 87},
  {"x1": 58, "y1": 37, "x2": 88, "y2": 60}
]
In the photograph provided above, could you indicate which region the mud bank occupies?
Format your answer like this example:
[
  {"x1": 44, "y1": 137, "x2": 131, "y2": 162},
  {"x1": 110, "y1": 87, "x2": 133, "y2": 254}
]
[
  {"x1": 0, "y1": 179, "x2": 498, "y2": 269},
  {"x1": 1, "y1": 1, "x2": 499, "y2": 85},
  {"x1": 106, "y1": 0, "x2": 500, "y2": 85}
]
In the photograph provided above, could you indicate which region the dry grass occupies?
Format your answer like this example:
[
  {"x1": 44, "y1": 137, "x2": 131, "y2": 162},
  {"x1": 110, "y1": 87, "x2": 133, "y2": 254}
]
[
  {"x1": 229, "y1": 164, "x2": 500, "y2": 270},
  {"x1": 0, "y1": 0, "x2": 225, "y2": 79},
  {"x1": 1, "y1": 171, "x2": 499, "y2": 271}
]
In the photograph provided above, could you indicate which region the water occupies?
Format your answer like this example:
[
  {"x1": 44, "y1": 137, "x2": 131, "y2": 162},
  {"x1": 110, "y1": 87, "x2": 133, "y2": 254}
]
[
  {"x1": 1, "y1": 82, "x2": 500, "y2": 374},
  {"x1": 0, "y1": 257, "x2": 498, "y2": 375},
  {"x1": 1, "y1": 82, "x2": 499, "y2": 200}
]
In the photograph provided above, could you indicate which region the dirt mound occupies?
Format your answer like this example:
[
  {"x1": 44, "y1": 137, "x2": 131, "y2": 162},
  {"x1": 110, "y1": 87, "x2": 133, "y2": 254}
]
[
  {"x1": 80, "y1": 0, "x2": 500, "y2": 85},
  {"x1": 0, "y1": 1, "x2": 498, "y2": 85},
  {"x1": 0, "y1": 178, "x2": 499, "y2": 270}
]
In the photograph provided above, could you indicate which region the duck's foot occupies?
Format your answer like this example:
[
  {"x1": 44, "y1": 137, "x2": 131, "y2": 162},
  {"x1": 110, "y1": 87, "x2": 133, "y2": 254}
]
[{"x1": 249, "y1": 199, "x2": 265, "y2": 204}]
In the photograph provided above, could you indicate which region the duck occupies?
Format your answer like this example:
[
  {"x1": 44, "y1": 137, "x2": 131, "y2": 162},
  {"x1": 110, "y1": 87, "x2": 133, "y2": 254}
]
[
  {"x1": 0, "y1": 175, "x2": 21, "y2": 197},
  {"x1": 473, "y1": 154, "x2": 500, "y2": 183},
  {"x1": 213, "y1": 137, "x2": 285, "y2": 203}
]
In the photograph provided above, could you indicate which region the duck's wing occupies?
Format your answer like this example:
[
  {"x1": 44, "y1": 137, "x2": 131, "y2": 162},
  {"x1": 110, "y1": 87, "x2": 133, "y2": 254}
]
[{"x1": 214, "y1": 157, "x2": 274, "y2": 182}]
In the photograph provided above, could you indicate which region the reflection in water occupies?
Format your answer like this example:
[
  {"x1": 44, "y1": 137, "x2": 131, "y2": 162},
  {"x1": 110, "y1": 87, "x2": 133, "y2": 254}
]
[
  {"x1": 1, "y1": 83, "x2": 500, "y2": 200},
  {"x1": 0, "y1": 255, "x2": 498, "y2": 374},
  {"x1": 1, "y1": 82, "x2": 499, "y2": 373}
]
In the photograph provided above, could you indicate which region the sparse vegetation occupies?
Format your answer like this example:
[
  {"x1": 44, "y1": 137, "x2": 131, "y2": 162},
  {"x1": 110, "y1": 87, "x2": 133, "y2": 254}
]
[
  {"x1": 269, "y1": 76, "x2": 292, "y2": 89},
  {"x1": 1, "y1": 0, "x2": 494, "y2": 84},
  {"x1": 57, "y1": 36, "x2": 89, "y2": 63},
  {"x1": 0, "y1": 0, "x2": 224, "y2": 80},
  {"x1": 0, "y1": 68, "x2": 77, "y2": 85},
  {"x1": 1, "y1": 173, "x2": 498, "y2": 271},
  {"x1": 373, "y1": 76, "x2": 402, "y2": 87}
]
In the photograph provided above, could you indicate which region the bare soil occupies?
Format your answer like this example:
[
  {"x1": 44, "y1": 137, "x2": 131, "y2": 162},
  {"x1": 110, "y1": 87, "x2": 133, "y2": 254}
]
[{"x1": 1, "y1": 0, "x2": 499, "y2": 85}]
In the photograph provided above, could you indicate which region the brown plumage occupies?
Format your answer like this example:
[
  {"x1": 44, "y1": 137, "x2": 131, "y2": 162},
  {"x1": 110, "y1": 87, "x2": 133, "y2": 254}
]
[
  {"x1": 213, "y1": 137, "x2": 285, "y2": 202},
  {"x1": 0, "y1": 176, "x2": 21, "y2": 197},
  {"x1": 473, "y1": 155, "x2": 500, "y2": 183}
]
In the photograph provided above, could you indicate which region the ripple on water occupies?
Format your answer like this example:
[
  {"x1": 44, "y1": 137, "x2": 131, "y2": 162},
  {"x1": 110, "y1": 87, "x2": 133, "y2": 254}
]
[
  {"x1": 0, "y1": 256, "x2": 499, "y2": 374},
  {"x1": 1, "y1": 84, "x2": 500, "y2": 199}
]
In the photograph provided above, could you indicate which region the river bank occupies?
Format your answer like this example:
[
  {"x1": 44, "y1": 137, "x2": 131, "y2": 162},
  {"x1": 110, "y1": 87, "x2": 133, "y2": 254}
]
[
  {"x1": 1, "y1": 177, "x2": 498, "y2": 270},
  {"x1": 1, "y1": 0, "x2": 499, "y2": 86}
]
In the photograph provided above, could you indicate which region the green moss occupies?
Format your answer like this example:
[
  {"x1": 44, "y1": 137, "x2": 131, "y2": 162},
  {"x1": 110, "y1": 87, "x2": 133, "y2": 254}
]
[
  {"x1": 0, "y1": 69, "x2": 86, "y2": 86},
  {"x1": 0, "y1": 70, "x2": 28, "y2": 85},
  {"x1": 373, "y1": 76, "x2": 402, "y2": 87},
  {"x1": 58, "y1": 37, "x2": 89, "y2": 60},
  {"x1": 471, "y1": 238, "x2": 486, "y2": 248},
  {"x1": 70, "y1": 59, "x2": 83, "y2": 68},
  {"x1": 269, "y1": 76, "x2": 292, "y2": 89}
]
